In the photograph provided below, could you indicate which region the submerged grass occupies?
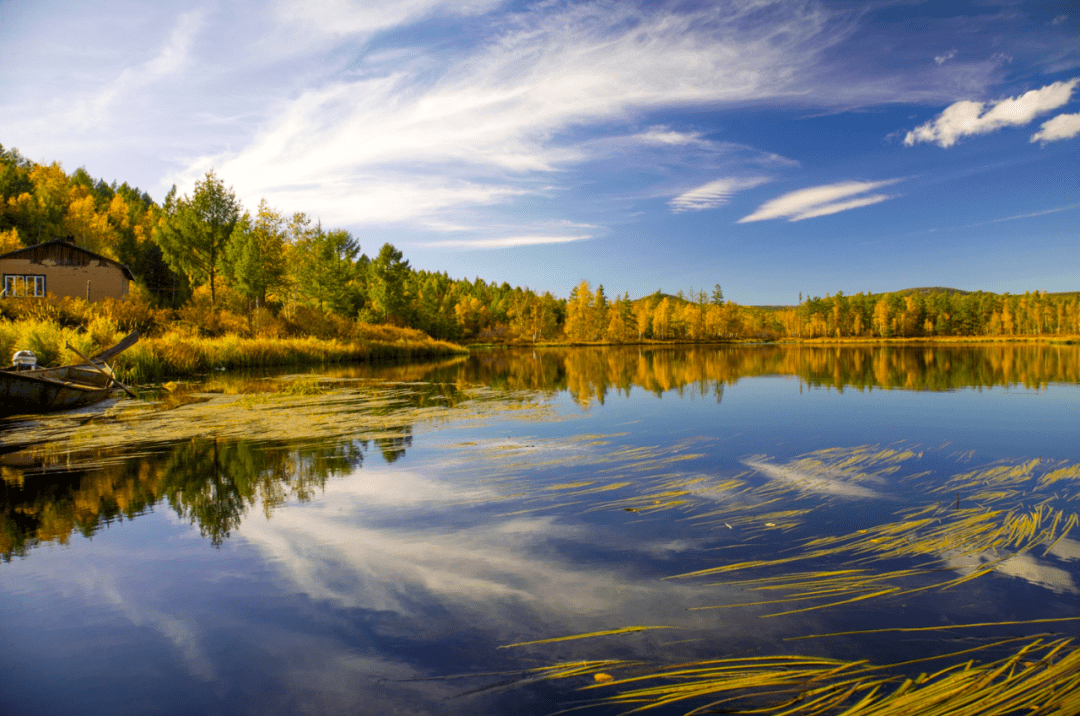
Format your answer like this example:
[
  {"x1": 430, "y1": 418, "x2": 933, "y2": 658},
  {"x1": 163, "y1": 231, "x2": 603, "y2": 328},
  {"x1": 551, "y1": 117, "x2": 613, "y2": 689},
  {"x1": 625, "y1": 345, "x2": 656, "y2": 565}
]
[
  {"x1": 523, "y1": 637, "x2": 1080, "y2": 715},
  {"x1": 5, "y1": 363, "x2": 1078, "y2": 714},
  {"x1": 0, "y1": 379, "x2": 559, "y2": 471},
  {"x1": 659, "y1": 447, "x2": 1080, "y2": 615},
  {"x1": 475, "y1": 442, "x2": 1080, "y2": 712},
  {"x1": 499, "y1": 627, "x2": 680, "y2": 649}
]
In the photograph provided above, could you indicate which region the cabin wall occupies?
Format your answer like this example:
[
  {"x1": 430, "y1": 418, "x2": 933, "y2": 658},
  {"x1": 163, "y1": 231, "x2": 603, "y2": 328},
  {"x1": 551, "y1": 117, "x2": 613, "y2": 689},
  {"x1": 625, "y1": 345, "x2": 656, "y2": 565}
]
[{"x1": 0, "y1": 257, "x2": 128, "y2": 301}]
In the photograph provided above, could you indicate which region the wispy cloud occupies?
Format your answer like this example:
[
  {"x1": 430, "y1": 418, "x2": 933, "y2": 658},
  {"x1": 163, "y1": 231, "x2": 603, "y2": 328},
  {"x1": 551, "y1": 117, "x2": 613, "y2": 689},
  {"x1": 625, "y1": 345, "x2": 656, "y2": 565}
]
[
  {"x1": 934, "y1": 49, "x2": 957, "y2": 66},
  {"x1": 669, "y1": 177, "x2": 770, "y2": 212},
  {"x1": 271, "y1": 0, "x2": 501, "y2": 38},
  {"x1": 211, "y1": 1, "x2": 857, "y2": 226},
  {"x1": 738, "y1": 179, "x2": 903, "y2": 222},
  {"x1": 232, "y1": 177, "x2": 530, "y2": 228},
  {"x1": 422, "y1": 234, "x2": 593, "y2": 249},
  {"x1": 1031, "y1": 112, "x2": 1080, "y2": 143},
  {"x1": 637, "y1": 128, "x2": 706, "y2": 146},
  {"x1": 905, "y1": 78, "x2": 1080, "y2": 147},
  {"x1": 967, "y1": 203, "x2": 1080, "y2": 228},
  {"x1": 89, "y1": 11, "x2": 204, "y2": 120}
]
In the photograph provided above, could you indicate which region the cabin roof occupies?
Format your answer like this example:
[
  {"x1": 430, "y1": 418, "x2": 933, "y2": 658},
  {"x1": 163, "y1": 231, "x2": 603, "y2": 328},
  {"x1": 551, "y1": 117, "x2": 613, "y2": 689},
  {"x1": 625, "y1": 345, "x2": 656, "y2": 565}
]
[{"x1": 0, "y1": 238, "x2": 135, "y2": 281}]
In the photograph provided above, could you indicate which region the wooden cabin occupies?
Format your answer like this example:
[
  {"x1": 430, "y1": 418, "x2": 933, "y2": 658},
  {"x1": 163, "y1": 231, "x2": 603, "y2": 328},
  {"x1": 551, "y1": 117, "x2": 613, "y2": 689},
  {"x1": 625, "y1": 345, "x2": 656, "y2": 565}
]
[{"x1": 0, "y1": 239, "x2": 134, "y2": 302}]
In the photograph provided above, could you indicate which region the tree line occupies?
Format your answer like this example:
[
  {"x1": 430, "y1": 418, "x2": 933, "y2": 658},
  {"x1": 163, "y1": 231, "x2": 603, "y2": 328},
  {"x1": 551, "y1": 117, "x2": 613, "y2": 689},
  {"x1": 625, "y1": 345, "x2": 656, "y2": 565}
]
[
  {"x1": 776, "y1": 289, "x2": 1080, "y2": 339},
  {"x1": 2, "y1": 145, "x2": 1076, "y2": 342}
]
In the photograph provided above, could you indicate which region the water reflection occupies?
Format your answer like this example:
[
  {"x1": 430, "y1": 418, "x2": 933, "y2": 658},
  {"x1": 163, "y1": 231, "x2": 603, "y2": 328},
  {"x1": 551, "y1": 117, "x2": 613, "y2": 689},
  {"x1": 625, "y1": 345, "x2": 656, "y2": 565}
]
[
  {"x1": 370, "y1": 343, "x2": 1080, "y2": 406},
  {"x1": 2, "y1": 343, "x2": 1078, "y2": 561},
  {"x1": 0, "y1": 437, "x2": 364, "y2": 558},
  {"x1": 1, "y1": 344, "x2": 1079, "y2": 715}
]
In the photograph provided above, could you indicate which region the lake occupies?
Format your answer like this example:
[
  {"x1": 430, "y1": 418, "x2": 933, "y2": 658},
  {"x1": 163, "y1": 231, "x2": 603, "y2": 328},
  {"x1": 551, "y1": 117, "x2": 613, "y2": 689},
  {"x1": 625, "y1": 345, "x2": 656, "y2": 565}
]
[{"x1": 2, "y1": 343, "x2": 1079, "y2": 715}]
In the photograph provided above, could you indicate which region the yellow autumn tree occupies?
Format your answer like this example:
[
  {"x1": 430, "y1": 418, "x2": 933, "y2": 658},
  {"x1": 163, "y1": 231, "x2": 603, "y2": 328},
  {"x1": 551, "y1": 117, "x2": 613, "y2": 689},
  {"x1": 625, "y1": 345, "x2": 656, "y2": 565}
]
[
  {"x1": 64, "y1": 194, "x2": 118, "y2": 257},
  {"x1": 0, "y1": 227, "x2": 21, "y2": 253},
  {"x1": 872, "y1": 298, "x2": 892, "y2": 337},
  {"x1": 634, "y1": 300, "x2": 651, "y2": 339},
  {"x1": 6, "y1": 163, "x2": 71, "y2": 243},
  {"x1": 605, "y1": 301, "x2": 628, "y2": 342},
  {"x1": 653, "y1": 298, "x2": 671, "y2": 339},
  {"x1": 565, "y1": 280, "x2": 596, "y2": 341}
]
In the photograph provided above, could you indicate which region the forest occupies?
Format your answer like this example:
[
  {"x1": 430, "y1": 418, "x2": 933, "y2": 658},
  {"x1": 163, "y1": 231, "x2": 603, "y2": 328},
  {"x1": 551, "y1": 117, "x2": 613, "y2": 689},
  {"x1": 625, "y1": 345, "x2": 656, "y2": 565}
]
[{"x1": 2, "y1": 143, "x2": 1078, "y2": 346}]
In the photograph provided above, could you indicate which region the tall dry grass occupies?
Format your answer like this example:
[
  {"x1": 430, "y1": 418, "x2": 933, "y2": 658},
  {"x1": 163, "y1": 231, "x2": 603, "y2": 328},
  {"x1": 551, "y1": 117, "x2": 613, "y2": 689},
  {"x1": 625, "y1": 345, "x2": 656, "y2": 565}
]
[
  {"x1": 0, "y1": 318, "x2": 111, "y2": 369},
  {"x1": 1, "y1": 314, "x2": 464, "y2": 381},
  {"x1": 115, "y1": 332, "x2": 467, "y2": 382}
]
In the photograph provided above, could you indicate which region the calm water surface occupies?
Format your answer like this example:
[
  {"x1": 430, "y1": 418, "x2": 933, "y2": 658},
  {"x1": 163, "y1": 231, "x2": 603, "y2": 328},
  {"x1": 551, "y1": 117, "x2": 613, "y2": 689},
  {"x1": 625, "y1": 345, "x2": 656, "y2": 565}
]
[{"x1": 2, "y1": 344, "x2": 1079, "y2": 715}]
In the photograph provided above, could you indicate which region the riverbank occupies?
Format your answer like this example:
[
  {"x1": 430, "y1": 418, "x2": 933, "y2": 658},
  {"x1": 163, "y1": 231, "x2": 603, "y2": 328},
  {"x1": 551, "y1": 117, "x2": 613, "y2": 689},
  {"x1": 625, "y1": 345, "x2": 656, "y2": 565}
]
[
  {"x1": 114, "y1": 331, "x2": 466, "y2": 382},
  {"x1": 465, "y1": 334, "x2": 1080, "y2": 349},
  {"x1": 0, "y1": 317, "x2": 466, "y2": 383},
  {"x1": 780, "y1": 335, "x2": 1080, "y2": 345}
]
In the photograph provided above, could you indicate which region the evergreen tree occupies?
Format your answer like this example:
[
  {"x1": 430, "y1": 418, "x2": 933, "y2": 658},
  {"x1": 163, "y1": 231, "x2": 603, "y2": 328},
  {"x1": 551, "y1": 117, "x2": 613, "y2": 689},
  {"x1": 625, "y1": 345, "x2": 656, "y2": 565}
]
[
  {"x1": 291, "y1": 223, "x2": 365, "y2": 317},
  {"x1": 154, "y1": 170, "x2": 241, "y2": 304},
  {"x1": 222, "y1": 200, "x2": 287, "y2": 307},
  {"x1": 368, "y1": 243, "x2": 411, "y2": 324}
]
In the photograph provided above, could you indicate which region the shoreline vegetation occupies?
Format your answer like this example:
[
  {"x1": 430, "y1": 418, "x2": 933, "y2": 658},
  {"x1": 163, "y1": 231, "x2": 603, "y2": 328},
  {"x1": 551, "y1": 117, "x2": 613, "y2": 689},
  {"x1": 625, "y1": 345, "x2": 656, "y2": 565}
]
[{"x1": 1, "y1": 146, "x2": 1077, "y2": 381}]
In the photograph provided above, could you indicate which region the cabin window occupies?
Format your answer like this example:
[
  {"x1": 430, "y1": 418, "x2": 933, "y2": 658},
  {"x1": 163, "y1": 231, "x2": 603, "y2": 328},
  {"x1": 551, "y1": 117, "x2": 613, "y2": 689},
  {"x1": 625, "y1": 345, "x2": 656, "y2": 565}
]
[{"x1": 1, "y1": 275, "x2": 46, "y2": 297}]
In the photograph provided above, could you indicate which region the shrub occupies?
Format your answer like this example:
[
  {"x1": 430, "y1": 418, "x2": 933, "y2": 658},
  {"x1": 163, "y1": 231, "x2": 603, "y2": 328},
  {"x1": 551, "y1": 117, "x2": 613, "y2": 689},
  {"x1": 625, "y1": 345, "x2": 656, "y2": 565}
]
[
  {"x1": 21, "y1": 319, "x2": 65, "y2": 367},
  {"x1": 100, "y1": 284, "x2": 173, "y2": 337},
  {"x1": 0, "y1": 321, "x2": 18, "y2": 366},
  {"x1": 175, "y1": 285, "x2": 252, "y2": 338}
]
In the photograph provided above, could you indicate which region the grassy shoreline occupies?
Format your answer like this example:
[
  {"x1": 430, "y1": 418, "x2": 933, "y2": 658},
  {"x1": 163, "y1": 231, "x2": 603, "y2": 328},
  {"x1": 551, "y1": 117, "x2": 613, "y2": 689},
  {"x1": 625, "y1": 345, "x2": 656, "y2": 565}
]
[
  {"x1": 467, "y1": 334, "x2": 1080, "y2": 348},
  {"x1": 0, "y1": 316, "x2": 466, "y2": 384},
  {"x1": 113, "y1": 333, "x2": 467, "y2": 383},
  {"x1": 777, "y1": 334, "x2": 1080, "y2": 345},
  {"x1": 119, "y1": 332, "x2": 1076, "y2": 379},
  {"x1": 3, "y1": 311, "x2": 1075, "y2": 386}
]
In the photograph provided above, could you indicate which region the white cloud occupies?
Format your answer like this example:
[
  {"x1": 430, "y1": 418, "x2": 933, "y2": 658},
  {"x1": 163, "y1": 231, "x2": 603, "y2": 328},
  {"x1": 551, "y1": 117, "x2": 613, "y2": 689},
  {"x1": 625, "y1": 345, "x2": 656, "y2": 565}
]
[
  {"x1": 738, "y1": 178, "x2": 903, "y2": 222},
  {"x1": 638, "y1": 128, "x2": 706, "y2": 146},
  {"x1": 423, "y1": 234, "x2": 593, "y2": 249},
  {"x1": 905, "y1": 77, "x2": 1080, "y2": 147},
  {"x1": 669, "y1": 176, "x2": 770, "y2": 212},
  {"x1": 934, "y1": 49, "x2": 957, "y2": 66},
  {"x1": 214, "y1": 175, "x2": 528, "y2": 228},
  {"x1": 1031, "y1": 112, "x2": 1080, "y2": 143},
  {"x1": 789, "y1": 193, "x2": 893, "y2": 220},
  {"x1": 88, "y1": 11, "x2": 204, "y2": 121},
  {"x1": 272, "y1": 0, "x2": 501, "y2": 38},
  {"x1": 210, "y1": 1, "x2": 848, "y2": 225},
  {"x1": 234, "y1": 460, "x2": 779, "y2": 648}
]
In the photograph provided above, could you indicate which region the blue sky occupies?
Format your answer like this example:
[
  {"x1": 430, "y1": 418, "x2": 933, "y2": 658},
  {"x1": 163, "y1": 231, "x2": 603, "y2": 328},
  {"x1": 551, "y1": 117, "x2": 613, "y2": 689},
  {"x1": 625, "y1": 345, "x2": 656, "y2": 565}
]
[{"x1": 1, "y1": 0, "x2": 1077, "y2": 304}]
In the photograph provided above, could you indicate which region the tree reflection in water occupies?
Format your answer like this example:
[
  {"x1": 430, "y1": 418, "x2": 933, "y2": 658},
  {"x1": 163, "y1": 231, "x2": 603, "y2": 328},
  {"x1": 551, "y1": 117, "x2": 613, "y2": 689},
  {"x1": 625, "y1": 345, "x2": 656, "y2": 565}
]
[
  {"x1": 2, "y1": 343, "x2": 1076, "y2": 559},
  {"x1": 1, "y1": 436, "x2": 366, "y2": 558}
]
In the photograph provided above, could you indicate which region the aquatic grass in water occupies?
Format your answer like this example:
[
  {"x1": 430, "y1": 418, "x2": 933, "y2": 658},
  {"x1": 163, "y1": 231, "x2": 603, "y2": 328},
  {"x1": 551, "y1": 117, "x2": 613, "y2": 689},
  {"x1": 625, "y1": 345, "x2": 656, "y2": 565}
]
[
  {"x1": 527, "y1": 637, "x2": 1080, "y2": 715},
  {"x1": 467, "y1": 441, "x2": 1080, "y2": 712},
  {"x1": 668, "y1": 455, "x2": 1080, "y2": 611},
  {"x1": 3, "y1": 346, "x2": 1079, "y2": 715},
  {"x1": 0, "y1": 379, "x2": 561, "y2": 475}
]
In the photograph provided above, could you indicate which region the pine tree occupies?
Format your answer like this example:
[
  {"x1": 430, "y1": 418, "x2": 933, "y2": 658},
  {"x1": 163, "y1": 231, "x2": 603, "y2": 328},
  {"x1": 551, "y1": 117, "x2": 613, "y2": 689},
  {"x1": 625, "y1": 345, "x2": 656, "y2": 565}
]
[{"x1": 154, "y1": 170, "x2": 241, "y2": 304}]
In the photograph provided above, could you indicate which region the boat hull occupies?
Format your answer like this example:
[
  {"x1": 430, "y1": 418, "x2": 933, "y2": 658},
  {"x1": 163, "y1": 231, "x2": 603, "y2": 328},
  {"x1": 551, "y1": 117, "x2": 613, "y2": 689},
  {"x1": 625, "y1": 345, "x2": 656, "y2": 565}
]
[
  {"x1": 0, "y1": 366, "x2": 117, "y2": 415},
  {"x1": 0, "y1": 331, "x2": 139, "y2": 416}
]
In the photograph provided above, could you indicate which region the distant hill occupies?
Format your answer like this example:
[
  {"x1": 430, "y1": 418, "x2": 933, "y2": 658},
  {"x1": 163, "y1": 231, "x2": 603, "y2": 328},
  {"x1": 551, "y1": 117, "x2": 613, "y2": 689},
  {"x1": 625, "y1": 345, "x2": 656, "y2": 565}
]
[
  {"x1": 613, "y1": 287, "x2": 1076, "y2": 312},
  {"x1": 894, "y1": 287, "x2": 972, "y2": 296}
]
